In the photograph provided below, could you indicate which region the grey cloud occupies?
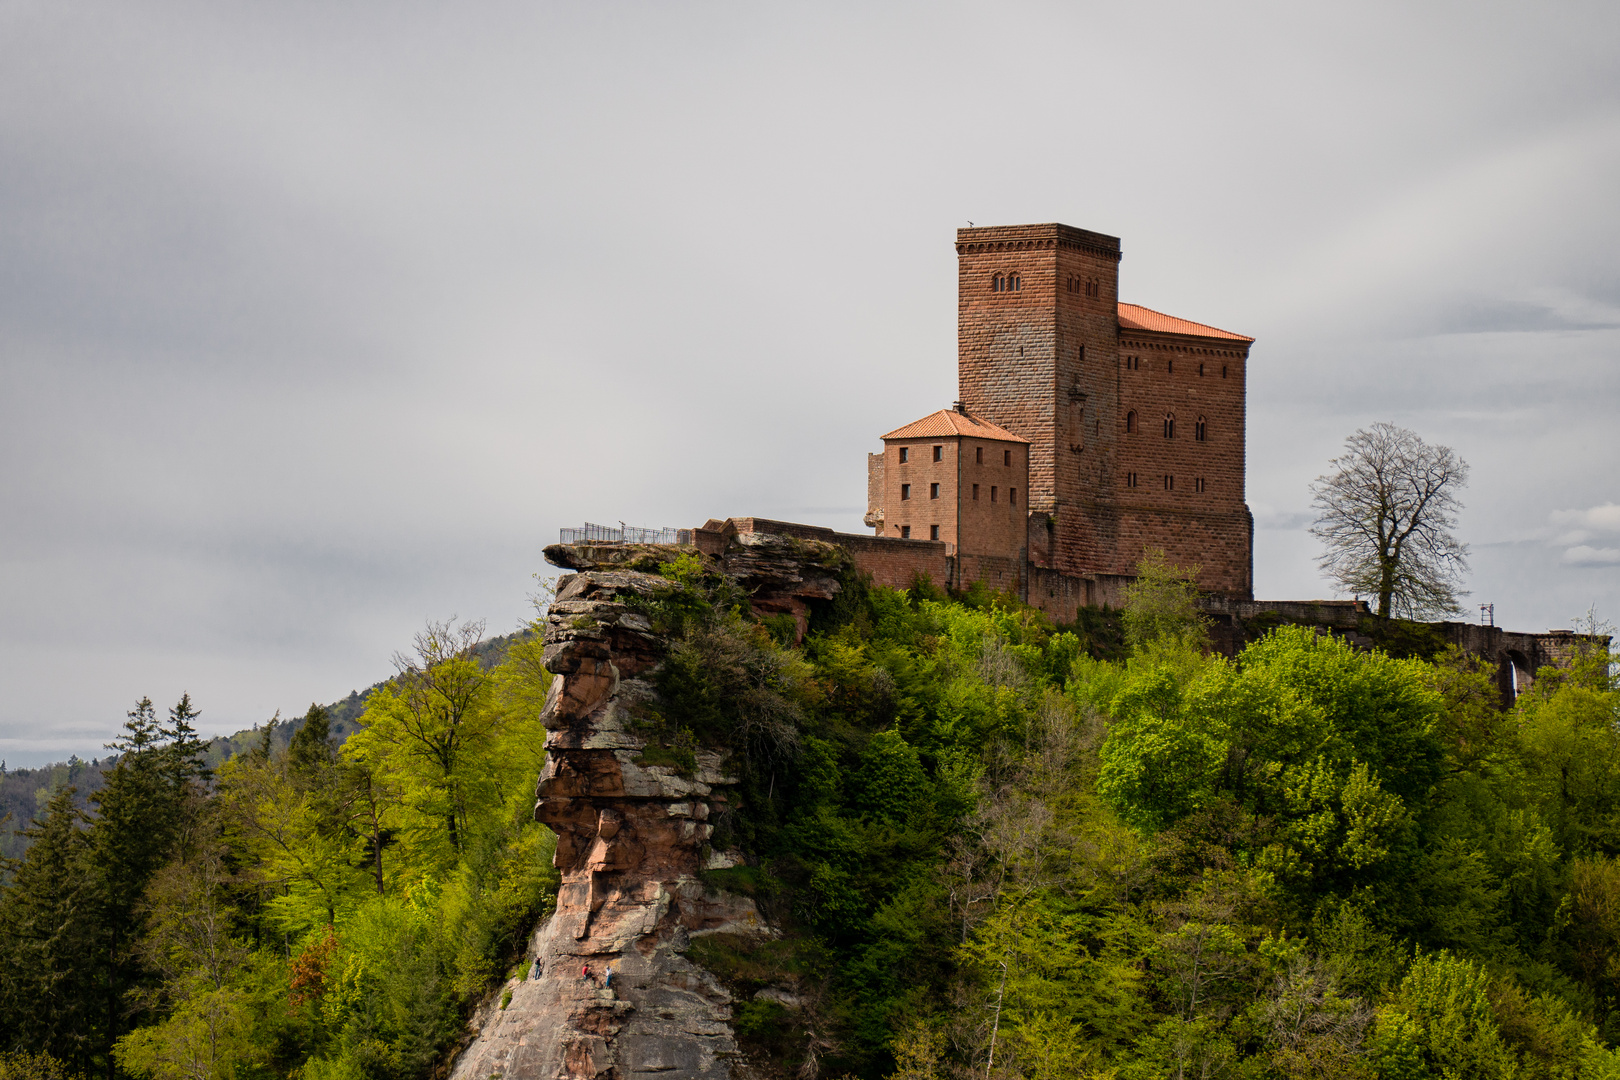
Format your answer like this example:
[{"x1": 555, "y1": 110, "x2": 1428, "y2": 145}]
[{"x1": 4, "y1": 0, "x2": 1620, "y2": 762}]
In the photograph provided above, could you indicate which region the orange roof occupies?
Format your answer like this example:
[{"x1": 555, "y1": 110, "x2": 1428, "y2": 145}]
[
  {"x1": 1118, "y1": 302, "x2": 1254, "y2": 342},
  {"x1": 882, "y1": 408, "x2": 1029, "y2": 443}
]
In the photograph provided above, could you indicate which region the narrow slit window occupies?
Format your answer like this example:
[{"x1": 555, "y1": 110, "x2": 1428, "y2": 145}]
[
  {"x1": 972, "y1": 483, "x2": 979, "y2": 500},
  {"x1": 1167, "y1": 359, "x2": 1174, "y2": 374},
  {"x1": 899, "y1": 447, "x2": 908, "y2": 463},
  {"x1": 1127, "y1": 472, "x2": 1137, "y2": 488},
  {"x1": 1003, "y1": 449, "x2": 1011, "y2": 466},
  {"x1": 1126, "y1": 410, "x2": 1137, "y2": 434},
  {"x1": 991, "y1": 486, "x2": 998, "y2": 502},
  {"x1": 900, "y1": 484, "x2": 910, "y2": 501},
  {"x1": 1010, "y1": 488, "x2": 1017, "y2": 505},
  {"x1": 1222, "y1": 365, "x2": 1228, "y2": 378},
  {"x1": 1164, "y1": 475, "x2": 1174, "y2": 491},
  {"x1": 1195, "y1": 477, "x2": 1206, "y2": 493},
  {"x1": 933, "y1": 445, "x2": 943, "y2": 462},
  {"x1": 975, "y1": 446, "x2": 982, "y2": 464},
  {"x1": 929, "y1": 483, "x2": 939, "y2": 500}
]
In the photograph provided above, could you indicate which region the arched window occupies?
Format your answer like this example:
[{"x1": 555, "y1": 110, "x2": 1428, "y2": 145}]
[
  {"x1": 1125, "y1": 410, "x2": 1137, "y2": 434},
  {"x1": 1008, "y1": 271, "x2": 1022, "y2": 291},
  {"x1": 1222, "y1": 365, "x2": 1228, "y2": 378},
  {"x1": 1163, "y1": 413, "x2": 1175, "y2": 439},
  {"x1": 991, "y1": 273, "x2": 1004, "y2": 292},
  {"x1": 1195, "y1": 416, "x2": 1207, "y2": 442}
]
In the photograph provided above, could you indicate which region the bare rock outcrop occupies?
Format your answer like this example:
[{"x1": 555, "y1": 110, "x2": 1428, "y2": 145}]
[{"x1": 449, "y1": 567, "x2": 771, "y2": 1080}]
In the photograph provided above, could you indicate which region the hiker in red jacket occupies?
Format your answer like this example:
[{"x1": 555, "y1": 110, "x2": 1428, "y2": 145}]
[{"x1": 581, "y1": 962, "x2": 591, "y2": 983}]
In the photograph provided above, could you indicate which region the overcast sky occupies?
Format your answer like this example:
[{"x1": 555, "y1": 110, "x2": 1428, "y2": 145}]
[{"x1": 2, "y1": 1, "x2": 1618, "y2": 766}]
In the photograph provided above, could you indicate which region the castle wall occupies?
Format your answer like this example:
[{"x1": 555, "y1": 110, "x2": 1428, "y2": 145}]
[
  {"x1": 721, "y1": 518, "x2": 951, "y2": 593},
  {"x1": 1113, "y1": 330, "x2": 1249, "y2": 593}
]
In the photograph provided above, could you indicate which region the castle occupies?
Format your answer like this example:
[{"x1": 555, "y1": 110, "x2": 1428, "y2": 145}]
[
  {"x1": 865, "y1": 222, "x2": 1254, "y2": 612},
  {"x1": 554, "y1": 219, "x2": 1602, "y2": 706}
]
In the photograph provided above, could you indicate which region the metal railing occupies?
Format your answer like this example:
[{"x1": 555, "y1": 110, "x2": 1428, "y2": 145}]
[{"x1": 559, "y1": 522, "x2": 693, "y2": 546}]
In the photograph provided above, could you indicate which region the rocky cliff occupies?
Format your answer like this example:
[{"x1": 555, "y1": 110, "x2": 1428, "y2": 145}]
[{"x1": 449, "y1": 536, "x2": 845, "y2": 1080}]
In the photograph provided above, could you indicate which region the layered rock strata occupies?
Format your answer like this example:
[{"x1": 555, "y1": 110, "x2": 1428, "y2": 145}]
[{"x1": 451, "y1": 547, "x2": 841, "y2": 1080}]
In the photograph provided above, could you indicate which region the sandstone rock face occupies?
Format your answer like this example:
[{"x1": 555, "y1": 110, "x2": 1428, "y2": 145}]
[{"x1": 449, "y1": 568, "x2": 767, "y2": 1080}]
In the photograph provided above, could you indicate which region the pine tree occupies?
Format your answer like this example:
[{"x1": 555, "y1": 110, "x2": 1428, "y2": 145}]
[{"x1": 0, "y1": 787, "x2": 103, "y2": 1072}]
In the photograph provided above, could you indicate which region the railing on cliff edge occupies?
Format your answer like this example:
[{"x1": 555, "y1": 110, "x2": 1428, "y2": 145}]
[{"x1": 558, "y1": 522, "x2": 694, "y2": 546}]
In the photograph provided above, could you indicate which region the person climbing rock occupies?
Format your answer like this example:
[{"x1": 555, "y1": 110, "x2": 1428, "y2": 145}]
[
  {"x1": 581, "y1": 962, "x2": 591, "y2": 983},
  {"x1": 604, "y1": 964, "x2": 614, "y2": 991},
  {"x1": 530, "y1": 956, "x2": 542, "y2": 980}
]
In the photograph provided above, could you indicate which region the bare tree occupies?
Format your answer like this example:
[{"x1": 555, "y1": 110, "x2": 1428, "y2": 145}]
[{"x1": 1309, "y1": 422, "x2": 1470, "y2": 618}]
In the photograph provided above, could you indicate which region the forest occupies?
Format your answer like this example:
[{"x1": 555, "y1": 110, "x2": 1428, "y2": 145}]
[{"x1": 3, "y1": 551, "x2": 1620, "y2": 1080}]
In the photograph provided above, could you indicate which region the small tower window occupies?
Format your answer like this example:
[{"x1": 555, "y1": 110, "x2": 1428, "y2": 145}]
[
  {"x1": 1222, "y1": 365, "x2": 1228, "y2": 378},
  {"x1": 1010, "y1": 488, "x2": 1017, "y2": 505},
  {"x1": 972, "y1": 483, "x2": 980, "y2": 500},
  {"x1": 1195, "y1": 416, "x2": 1207, "y2": 442},
  {"x1": 1127, "y1": 472, "x2": 1138, "y2": 488},
  {"x1": 900, "y1": 484, "x2": 910, "y2": 501},
  {"x1": 1199, "y1": 362, "x2": 1205, "y2": 376},
  {"x1": 1164, "y1": 475, "x2": 1174, "y2": 491},
  {"x1": 930, "y1": 525, "x2": 940, "y2": 541},
  {"x1": 1167, "y1": 359, "x2": 1174, "y2": 374},
  {"x1": 900, "y1": 525, "x2": 910, "y2": 538},
  {"x1": 932, "y1": 445, "x2": 943, "y2": 462},
  {"x1": 1003, "y1": 449, "x2": 1011, "y2": 466},
  {"x1": 975, "y1": 446, "x2": 983, "y2": 464},
  {"x1": 1195, "y1": 477, "x2": 1206, "y2": 493},
  {"x1": 1163, "y1": 413, "x2": 1175, "y2": 439},
  {"x1": 930, "y1": 483, "x2": 940, "y2": 499},
  {"x1": 1126, "y1": 410, "x2": 1137, "y2": 434},
  {"x1": 898, "y1": 447, "x2": 909, "y2": 463},
  {"x1": 991, "y1": 486, "x2": 998, "y2": 502}
]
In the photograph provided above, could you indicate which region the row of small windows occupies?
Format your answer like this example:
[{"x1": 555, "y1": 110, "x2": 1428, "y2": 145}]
[
  {"x1": 1123, "y1": 412, "x2": 1208, "y2": 441},
  {"x1": 990, "y1": 272, "x2": 1022, "y2": 292},
  {"x1": 900, "y1": 483, "x2": 1016, "y2": 504},
  {"x1": 1066, "y1": 275, "x2": 1101, "y2": 297},
  {"x1": 898, "y1": 445, "x2": 1013, "y2": 466},
  {"x1": 1124, "y1": 355, "x2": 1230, "y2": 378},
  {"x1": 1124, "y1": 474, "x2": 1208, "y2": 493},
  {"x1": 899, "y1": 525, "x2": 944, "y2": 540}
]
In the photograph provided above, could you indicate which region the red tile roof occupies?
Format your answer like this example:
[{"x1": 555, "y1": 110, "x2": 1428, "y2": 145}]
[
  {"x1": 881, "y1": 409, "x2": 1029, "y2": 443},
  {"x1": 1118, "y1": 302, "x2": 1254, "y2": 342}
]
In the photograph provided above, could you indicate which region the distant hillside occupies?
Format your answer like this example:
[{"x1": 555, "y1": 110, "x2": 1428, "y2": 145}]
[{"x1": 0, "y1": 628, "x2": 534, "y2": 864}]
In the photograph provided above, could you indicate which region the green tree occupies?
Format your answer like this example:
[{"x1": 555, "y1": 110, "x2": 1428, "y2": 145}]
[{"x1": 0, "y1": 787, "x2": 103, "y2": 1071}]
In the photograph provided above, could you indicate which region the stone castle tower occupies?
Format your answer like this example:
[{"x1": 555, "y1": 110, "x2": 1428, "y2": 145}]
[{"x1": 872, "y1": 222, "x2": 1253, "y2": 607}]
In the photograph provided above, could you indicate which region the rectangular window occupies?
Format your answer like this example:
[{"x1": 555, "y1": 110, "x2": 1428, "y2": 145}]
[
  {"x1": 972, "y1": 483, "x2": 979, "y2": 500},
  {"x1": 901, "y1": 484, "x2": 910, "y2": 501},
  {"x1": 1164, "y1": 475, "x2": 1174, "y2": 491},
  {"x1": 1003, "y1": 449, "x2": 1011, "y2": 466},
  {"x1": 900, "y1": 525, "x2": 910, "y2": 538},
  {"x1": 991, "y1": 486, "x2": 998, "y2": 503},
  {"x1": 930, "y1": 525, "x2": 940, "y2": 541},
  {"x1": 975, "y1": 447, "x2": 983, "y2": 464},
  {"x1": 1195, "y1": 477, "x2": 1206, "y2": 493},
  {"x1": 932, "y1": 445, "x2": 943, "y2": 462},
  {"x1": 929, "y1": 483, "x2": 939, "y2": 499},
  {"x1": 899, "y1": 447, "x2": 909, "y2": 463},
  {"x1": 1010, "y1": 488, "x2": 1017, "y2": 505},
  {"x1": 1127, "y1": 472, "x2": 1138, "y2": 488}
]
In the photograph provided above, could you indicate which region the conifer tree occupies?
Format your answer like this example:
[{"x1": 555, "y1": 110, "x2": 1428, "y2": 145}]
[{"x1": 0, "y1": 787, "x2": 103, "y2": 1072}]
